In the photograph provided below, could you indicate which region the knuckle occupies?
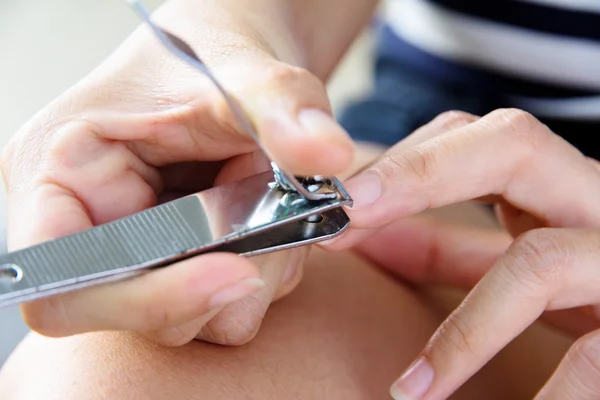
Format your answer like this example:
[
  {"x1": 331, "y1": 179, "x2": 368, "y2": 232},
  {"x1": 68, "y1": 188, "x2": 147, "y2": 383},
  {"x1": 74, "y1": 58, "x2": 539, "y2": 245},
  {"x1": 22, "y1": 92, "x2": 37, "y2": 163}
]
[
  {"x1": 200, "y1": 296, "x2": 265, "y2": 346},
  {"x1": 140, "y1": 304, "x2": 177, "y2": 331},
  {"x1": 494, "y1": 108, "x2": 537, "y2": 132},
  {"x1": 385, "y1": 145, "x2": 439, "y2": 186},
  {"x1": 45, "y1": 120, "x2": 97, "y2": 163},
  {"x1": 264, "y1": 62, "x2": 314, "y2": 85},
  {"x1": 506, "y1": 229, "x2": 568, "y2": 288},
  {"x1": 489, "y1": 108, "x2": 552, "y2": 149},
  {"x1": 145, "y1": 110, "x2": 187, "y2": 142},
  {"x1": 436, "y1": 312, "x2": 479, "y2": 355},
  {"x1": 201, "y1": 318, "x2": 260, "y2": 346},
  {"x1": 261, "y1": 62, "x2": 328, "y2": 104},
  {"x1": 572, "y1": 332, "x2": 600, "y2": 375},
  {"x1": 431, "y1": 110, "x2": 477, "y2": 131}
]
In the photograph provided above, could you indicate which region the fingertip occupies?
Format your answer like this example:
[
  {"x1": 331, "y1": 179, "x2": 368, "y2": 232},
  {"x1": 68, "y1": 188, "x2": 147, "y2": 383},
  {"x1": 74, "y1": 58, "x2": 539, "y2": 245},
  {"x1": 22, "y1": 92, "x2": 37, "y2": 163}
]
[
  {"x1": 390, "y1": 357, "x2": 435, "y2": 400},
  {"x1": 342, "y1": 171, "x2": 382, "y2": 210},
  {"x1": 296, "y1": 108, "x2": 354, "y2": 152},
  {"x1": 19, "y1": 299, "x2": 71, "y2": 338},
  {"x1": 318, "y1": 228, "x2": 369, "y2": 252},
  {"x1": 168, "y1": 253, "x2": 262, "y2": 304},
  {"x1": 259, "y1": 109, "x2": 355, "y2": 177}
]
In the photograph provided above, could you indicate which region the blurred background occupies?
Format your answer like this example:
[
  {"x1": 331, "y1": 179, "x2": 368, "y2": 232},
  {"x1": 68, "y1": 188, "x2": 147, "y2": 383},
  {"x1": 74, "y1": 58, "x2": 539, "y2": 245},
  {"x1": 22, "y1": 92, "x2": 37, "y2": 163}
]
[{"x1": 0, "y1": 1, "x2": 375, "y2": 366}]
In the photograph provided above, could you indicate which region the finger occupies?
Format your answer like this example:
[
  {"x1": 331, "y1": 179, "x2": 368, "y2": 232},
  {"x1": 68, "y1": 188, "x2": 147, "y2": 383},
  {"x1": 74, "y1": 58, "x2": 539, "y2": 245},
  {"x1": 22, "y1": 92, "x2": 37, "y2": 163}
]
[
  {"x1": 5, "y1": 121, "x2": 162, "y2": 227},
  {"x1": 387, "y1": 111, "x2": 479, "y2": 154},
  {"x1": 21, "y1": 252, "x2": 263, "y2": 337},
  {"x1": 5, "y1": 181, "x2": 265, "y2": 339},
  {"x1": 92, "y1": 58, "x2": 355, "y2": 177},
  {"x1": 193, "y1": 247, "x2": 305, "y2": 347},
  {"x1": 158, "y1": 160, "x2": 225, "y2": 194},
  {"x1": 273, "y1": 245, "x2": 309, "y2": 301},
  {"x1": 223, "y1": 61, "x2": 355, "y2": 177},
  {"x1": 213, "y1": 151, "x2": 271, "y2": 186},
  {"x1": 6, "y1": 183, "x2": 92, "y2": 251},
  {"x1": 535, "y1": 329, "x2": 600, "y2": 400},
  {"x1": 322, "y1": 111, "x2": 479, "y2": 251},
  {"x1": 327, "y1": 214, "x2": 600, "y2": 337},
  {"x1": 157, "y1": 151, "x2": 269, "y2": 204},
  {"x1": 390, "y1": 228, "x2": 600, "y2": 400},
  {"x1": 494, "y1": 200, "x2": 546, "y2": 237},
  {"x1": 342, "y1": 108, "x2": 600, "y2": 235},
  {"x1": 589, "y1": 157, "x2": 600, "y2": 173},
  {"x1": 196, "y1": 248, "x2": 303, "y2": 346},
  {"x1": 145, "y1": 306, "x2": 223, "y2": 347},
  {"x1": 351, "y1": 215, "x2": 510, "y2": 288},
  {"x1": 341, "y1": 111, "x2": 479, "y2": 180}
]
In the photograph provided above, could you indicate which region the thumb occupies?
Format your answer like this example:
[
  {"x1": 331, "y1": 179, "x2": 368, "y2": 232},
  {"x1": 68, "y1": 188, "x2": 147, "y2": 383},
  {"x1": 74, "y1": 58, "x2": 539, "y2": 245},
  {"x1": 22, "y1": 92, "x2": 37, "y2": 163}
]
[
  {"x1": 352, "y1": 215, "x2": 511, "y2": 289},
  {"x1": 215, "y1": 59, "x2": 355, "y2": 177}
]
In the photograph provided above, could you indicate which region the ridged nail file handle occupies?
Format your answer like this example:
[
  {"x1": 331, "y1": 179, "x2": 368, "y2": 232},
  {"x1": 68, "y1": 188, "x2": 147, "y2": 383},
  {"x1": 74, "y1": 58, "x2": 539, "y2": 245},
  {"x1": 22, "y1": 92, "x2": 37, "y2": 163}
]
[{"x1": 0, "y1": 196, "x2": 215, "y2": 306}]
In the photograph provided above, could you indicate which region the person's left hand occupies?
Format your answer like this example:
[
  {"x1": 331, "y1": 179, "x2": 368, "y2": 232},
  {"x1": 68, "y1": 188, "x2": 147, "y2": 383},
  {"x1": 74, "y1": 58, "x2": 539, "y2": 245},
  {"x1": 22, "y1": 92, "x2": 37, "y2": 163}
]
[{"x1": 323, "y1": 109, "x2": 600, "y2": 399}]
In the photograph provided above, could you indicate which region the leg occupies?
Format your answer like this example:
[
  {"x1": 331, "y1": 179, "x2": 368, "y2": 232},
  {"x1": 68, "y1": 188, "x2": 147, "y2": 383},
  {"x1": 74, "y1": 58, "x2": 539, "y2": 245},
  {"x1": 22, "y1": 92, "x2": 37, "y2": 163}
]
[
  {"x1": 0, "y1": 247, "x2": 573, "y2": 400},
  {"x1": 0, "y1": 143, "x2": 573, "y2": 399},
  {"x1": 0, "y1": 247, "x2": 515, "y2": 400}
]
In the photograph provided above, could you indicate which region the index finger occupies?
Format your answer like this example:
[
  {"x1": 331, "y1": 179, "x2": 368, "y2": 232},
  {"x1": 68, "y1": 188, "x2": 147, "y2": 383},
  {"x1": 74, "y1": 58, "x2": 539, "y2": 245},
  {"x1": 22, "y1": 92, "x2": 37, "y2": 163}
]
[
  {"x1": 88, "y1": 58, "x2": 355, "y2": 177},
  {"x1": 341, "y1": 109, "x2": 600, "y2": 233},
  {"x1": 390, "y1": 228, "x2": 600, "y2": 400}
]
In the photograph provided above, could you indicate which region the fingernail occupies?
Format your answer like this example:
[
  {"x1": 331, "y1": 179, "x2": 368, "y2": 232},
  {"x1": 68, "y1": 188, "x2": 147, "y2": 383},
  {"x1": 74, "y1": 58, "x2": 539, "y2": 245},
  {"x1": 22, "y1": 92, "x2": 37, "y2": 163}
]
[
  {"x1": 209, "y1": 278, "x2": 266, "y2": 308},
  {"x1": 318, "y1": 236, "x2": 340, "y2": 248},
  {"x1": 390, "y1": 357, "x2": 435, "y2": 400},
  {"x1": 344, "y1": 172, "x2": 382, "y2": 209},
  {"x1": 298, "y1": 108, "x2": 349, "y2": 140}
]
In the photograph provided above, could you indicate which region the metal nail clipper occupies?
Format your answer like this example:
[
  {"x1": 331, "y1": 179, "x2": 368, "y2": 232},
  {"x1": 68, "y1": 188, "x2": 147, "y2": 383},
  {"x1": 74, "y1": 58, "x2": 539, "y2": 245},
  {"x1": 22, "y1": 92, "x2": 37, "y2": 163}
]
[{"x1": 0, "y1": 0, "x2": 352, "y2": 309}]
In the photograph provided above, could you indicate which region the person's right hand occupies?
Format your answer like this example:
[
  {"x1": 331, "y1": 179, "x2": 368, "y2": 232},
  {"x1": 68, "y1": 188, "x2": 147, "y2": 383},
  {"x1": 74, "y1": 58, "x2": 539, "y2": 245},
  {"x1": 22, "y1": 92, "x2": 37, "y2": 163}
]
[{"x1": 0, "y1": 0, "x2": 354, "y2": 347}]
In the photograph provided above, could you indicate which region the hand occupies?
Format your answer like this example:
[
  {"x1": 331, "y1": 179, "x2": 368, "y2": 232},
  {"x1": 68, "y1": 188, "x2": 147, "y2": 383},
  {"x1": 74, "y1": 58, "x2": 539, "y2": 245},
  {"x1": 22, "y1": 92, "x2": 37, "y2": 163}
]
[
  {"x1": 0, "y1": 0, "x2": 353, "y2": 347},
  {"x1": 324, "y1": 109, "x2": 600, "y2": 399}
]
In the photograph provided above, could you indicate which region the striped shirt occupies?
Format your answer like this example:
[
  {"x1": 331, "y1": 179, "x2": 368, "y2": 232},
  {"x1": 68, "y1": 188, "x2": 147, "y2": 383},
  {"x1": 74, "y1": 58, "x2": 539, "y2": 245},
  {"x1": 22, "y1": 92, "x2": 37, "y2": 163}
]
[{"x1": 380, "y1": 0, "x2": 600, "y2": 120}]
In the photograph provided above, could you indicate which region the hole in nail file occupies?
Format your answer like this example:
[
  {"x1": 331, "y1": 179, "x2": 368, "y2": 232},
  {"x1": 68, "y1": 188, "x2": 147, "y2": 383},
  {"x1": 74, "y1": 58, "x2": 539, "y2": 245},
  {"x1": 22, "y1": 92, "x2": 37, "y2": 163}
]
[{"x1": 0, "y1": 264, "x2": 23, "y2": 283}]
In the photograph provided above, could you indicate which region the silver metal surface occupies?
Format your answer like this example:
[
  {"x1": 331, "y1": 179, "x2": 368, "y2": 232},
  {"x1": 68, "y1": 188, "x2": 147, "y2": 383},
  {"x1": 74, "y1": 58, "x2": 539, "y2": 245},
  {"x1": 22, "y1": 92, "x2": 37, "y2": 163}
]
[
  {"x1": 0, "y1": 170, "x2": 351, "y2": 308},
  {"x1": 126, "y1": 0, "x2": 336, "y2": 201}
]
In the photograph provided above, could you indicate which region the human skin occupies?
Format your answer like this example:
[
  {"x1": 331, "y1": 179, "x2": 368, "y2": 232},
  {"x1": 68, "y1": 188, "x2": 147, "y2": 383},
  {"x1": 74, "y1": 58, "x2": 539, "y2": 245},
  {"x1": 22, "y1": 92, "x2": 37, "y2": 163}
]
[
  {"x1": 0, "y1": 245, "x2": 574, "y2": 400},
  {"x1": 0, "y1": 0, "x2": 376, "y2": 347},
  {"x1": 0, "y1": 145, "x2": 574, "y2": 400},
  {"x1": 331, "y1": 109, "x2": 600, "y2": 399}
]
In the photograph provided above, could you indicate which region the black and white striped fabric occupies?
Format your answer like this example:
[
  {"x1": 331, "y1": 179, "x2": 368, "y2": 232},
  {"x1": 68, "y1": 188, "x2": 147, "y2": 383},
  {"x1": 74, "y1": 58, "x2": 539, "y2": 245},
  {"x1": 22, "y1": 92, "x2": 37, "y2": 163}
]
[{"x1": 380, "y1": 0, "x2": 600, "y2": 120}]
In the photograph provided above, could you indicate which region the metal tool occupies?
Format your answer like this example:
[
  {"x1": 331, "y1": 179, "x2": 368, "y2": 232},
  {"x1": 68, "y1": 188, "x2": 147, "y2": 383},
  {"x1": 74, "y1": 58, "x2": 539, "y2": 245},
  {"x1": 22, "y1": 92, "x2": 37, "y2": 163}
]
[{"x1": 0, "y1": 1, "x2": 352, "y2": 309}]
